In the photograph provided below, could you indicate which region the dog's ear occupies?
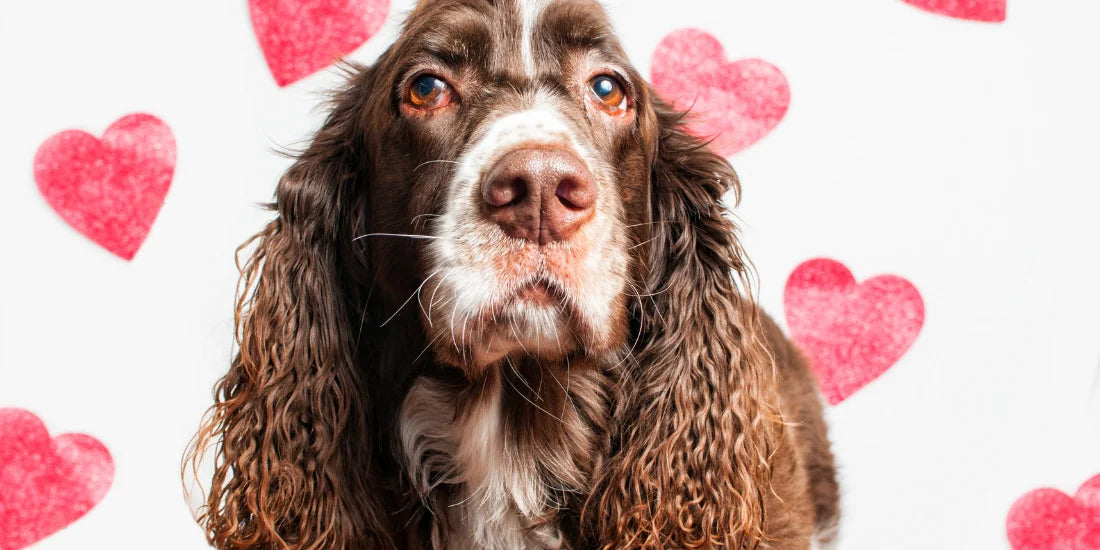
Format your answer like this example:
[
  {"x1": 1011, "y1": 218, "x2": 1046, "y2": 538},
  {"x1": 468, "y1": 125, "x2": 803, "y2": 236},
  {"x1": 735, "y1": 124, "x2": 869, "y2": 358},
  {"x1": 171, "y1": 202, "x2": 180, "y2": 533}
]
[
  {"x1": 587, "y1": 97, "x2": 784, "y2": 549},
  {"x1": 185, "y1": 65, "x2": 393, "y2": 549}
]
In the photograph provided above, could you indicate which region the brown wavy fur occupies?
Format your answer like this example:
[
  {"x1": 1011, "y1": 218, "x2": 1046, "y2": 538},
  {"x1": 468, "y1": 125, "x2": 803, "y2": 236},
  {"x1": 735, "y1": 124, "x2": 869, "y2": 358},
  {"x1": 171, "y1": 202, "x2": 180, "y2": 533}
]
[
  {"x1": 581, "y1": 101, "x2": 785, "y2": 549},
  {"x1": 185, "y1": 67, "x2": 394, "y2": 549}
]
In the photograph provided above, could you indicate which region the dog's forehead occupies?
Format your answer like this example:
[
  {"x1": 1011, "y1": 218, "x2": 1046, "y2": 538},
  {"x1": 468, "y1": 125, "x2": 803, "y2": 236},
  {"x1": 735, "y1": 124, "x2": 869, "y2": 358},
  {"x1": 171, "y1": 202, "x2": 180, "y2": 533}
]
[{"x1": 404, "y1": 0, "x2": 619, "y2": 79}]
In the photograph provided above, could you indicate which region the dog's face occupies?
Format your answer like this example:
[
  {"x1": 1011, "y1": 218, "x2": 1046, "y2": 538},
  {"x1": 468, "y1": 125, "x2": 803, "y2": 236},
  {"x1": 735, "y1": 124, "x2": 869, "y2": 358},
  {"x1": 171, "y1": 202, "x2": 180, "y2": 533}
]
[
  {"x1": 362, "y1": 0, "x2": 656, "y2": 369},
  {"x1": 193, "y1": 4, "x2": 785, "y2": 547}
]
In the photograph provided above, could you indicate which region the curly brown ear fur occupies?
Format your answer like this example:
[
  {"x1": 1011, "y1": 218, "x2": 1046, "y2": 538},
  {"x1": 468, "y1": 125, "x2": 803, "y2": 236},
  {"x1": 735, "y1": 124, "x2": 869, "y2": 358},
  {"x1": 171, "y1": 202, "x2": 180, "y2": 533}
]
[
  {"x1": 185, "y1": 66, "x2": 392, "y2": 550},
  {"x1": 585, "y1": 99, "x2": 784, "y2": 549}
]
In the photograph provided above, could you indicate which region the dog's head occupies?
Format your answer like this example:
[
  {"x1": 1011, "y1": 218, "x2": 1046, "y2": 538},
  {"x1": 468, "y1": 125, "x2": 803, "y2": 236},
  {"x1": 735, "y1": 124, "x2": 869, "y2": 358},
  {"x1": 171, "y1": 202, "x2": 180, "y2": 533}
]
[
  {"x1": 190, "y1": 1, "x2": 782, "y2": 548},
  {"x1": 358, "y1": 0, "x2": 668, "y2": 370}
]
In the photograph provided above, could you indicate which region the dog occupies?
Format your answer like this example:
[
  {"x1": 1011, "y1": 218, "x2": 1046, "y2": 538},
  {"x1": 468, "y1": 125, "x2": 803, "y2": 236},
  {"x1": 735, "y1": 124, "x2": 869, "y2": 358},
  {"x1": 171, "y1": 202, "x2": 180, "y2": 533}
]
[{"x1": 188, "y1": 1, "x2": 839, "y2": 548}]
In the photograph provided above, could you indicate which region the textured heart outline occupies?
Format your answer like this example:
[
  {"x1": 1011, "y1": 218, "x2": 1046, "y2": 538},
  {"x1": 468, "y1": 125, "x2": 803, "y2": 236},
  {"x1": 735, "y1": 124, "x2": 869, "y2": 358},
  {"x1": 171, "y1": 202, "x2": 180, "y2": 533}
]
[
  {"x1": 250, "y1": 0, "x2": 390, "y2": 86},
  {"x1": 33, "y1": 113, "x2": 176, "y2": 260},
  {"x1": 1007, "y1": 474, "x2": 1100, "y2": 549},
  {"x1": 0, "y1": 408, "x2": 114, "y2": 549},
  {"x1": 650, "y1": 28, "x2": 790, "y2": 156},
  {"x1": 901, "y1": 0, "x2": 1006, "y2": 22},
  {"x1": 783, "y1": 258, "x2": 925, "y2": 404}
]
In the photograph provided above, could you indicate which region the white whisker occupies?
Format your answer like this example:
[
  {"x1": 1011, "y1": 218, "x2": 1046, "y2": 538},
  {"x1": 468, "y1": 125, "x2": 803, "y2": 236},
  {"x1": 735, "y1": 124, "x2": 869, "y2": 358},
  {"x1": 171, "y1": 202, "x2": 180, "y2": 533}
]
[
  {"x1": 413, "y1": 331, "x2": 447, "y2": 364},
  {"x1": 353, "y1": 232, "x2": 442, "y2": 241},
  {"x1": 502, "y1": 362, "x2": 565, "y2": 424},
  {"x1": 427, "y1": 273, "x2": 452, "y2": 329},
  {"x1": 413, "y1": 159, "x2": 460, "y2": 172},
  {"x1": 505, "y1": 356, "x2": 538, "y2": 397},
  {"x1": 381, "y1": 270, "x2": 441, "y2": 327}
]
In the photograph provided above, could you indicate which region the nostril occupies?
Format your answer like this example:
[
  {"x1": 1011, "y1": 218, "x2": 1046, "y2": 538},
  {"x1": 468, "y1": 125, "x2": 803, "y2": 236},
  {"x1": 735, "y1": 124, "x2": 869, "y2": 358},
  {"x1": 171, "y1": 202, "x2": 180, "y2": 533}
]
[
  {"x1": 555, "y1": 177, "x2": 596, "y2": 210},
  {"x1": 504, "y1": 184, "x2": 527, "y2": 207},
  {"x1": 484, "y1": 177, "x2": 527, "y2": 208}
]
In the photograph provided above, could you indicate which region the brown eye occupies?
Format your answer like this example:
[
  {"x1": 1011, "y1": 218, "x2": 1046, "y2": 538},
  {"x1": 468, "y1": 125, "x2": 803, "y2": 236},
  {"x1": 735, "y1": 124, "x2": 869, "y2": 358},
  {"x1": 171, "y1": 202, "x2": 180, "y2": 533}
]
[
  {"x1": 407, "y1": 74, "x2": 453, "y2": 110},
  {"x1": 589, "y1": 75, "x2": 627, "y2": 113}
]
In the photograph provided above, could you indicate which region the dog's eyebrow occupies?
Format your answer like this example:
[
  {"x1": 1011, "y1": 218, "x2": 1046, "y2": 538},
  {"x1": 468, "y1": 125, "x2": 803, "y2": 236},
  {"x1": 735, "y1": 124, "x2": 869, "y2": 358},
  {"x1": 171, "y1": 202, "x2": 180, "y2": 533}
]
[
  {"x1": 535, "y1": 0, "x2": 613, "y2": 51},
  {"x1": 411, "y1": 7, "x2": 494, "y2": 67}
]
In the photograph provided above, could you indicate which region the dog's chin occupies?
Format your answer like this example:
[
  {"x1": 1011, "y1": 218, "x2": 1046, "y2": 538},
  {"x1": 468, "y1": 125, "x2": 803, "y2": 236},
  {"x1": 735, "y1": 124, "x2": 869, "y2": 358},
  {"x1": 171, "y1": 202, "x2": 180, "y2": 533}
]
[
  {"x1": 480, "y1": 288, "x2": 578, "y2": 364},
  {"x1": 428, "y1": 280, "x2": 599, "y2": 371}
]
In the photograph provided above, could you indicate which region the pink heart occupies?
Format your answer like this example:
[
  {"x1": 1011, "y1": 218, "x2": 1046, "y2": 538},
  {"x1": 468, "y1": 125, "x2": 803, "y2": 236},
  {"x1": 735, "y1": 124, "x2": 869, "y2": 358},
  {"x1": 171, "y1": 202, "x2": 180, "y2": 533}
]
[
  {"x1": 250, "y1": 0, "x2": 390, "y2": 87},
  {"x1": 783, "y1": 258, "x2": 925, "y2": 405},
  {"x1": 1007, "y1": 474, "x2": 1100, "y2": 550},
  {"x1": 650, "y1": 28, "x2": 790, "y2": 156},
  {"x1": 33, "y1": 113, "x2": 176, "y2": 261},
  {"x1": 902, "y1": 0, "x2": 1006, "y2": 22},
  {"x1": 0, "y1": 408, "x2": 114, "y2": 549}
]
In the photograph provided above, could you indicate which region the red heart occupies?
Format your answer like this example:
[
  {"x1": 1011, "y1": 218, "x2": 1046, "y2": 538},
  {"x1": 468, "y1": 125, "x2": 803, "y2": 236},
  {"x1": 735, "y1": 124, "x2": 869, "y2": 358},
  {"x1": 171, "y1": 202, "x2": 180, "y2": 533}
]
[
  {"x1": 1007, "y1": 474, "x2": 1100, "y2": 550},
  {"x1": 250, "y1": 0, "x2": 390, "y2": 87},
  {"x1": 901, "y1": 0, "x2": 1006, "y2": 22},
  {"x1": 650, "y1": 28, "x2": 790, "y2": 156},
  {"x1": 0, "y1": 408, "x2": 114, "y2": 549},
  {"x1": 783, "y1": 258, "x2": 925, "y2": 404},
  {"x1": 33, "y1": 113, "x2": 176, "y2": 261}
]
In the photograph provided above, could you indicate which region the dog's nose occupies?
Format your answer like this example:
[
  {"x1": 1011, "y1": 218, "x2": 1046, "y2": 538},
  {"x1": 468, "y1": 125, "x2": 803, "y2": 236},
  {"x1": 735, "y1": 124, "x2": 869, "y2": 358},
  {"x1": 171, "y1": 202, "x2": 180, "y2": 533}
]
[{"x1": 481, "y1": 148, "x2": 596, "y2": 245}]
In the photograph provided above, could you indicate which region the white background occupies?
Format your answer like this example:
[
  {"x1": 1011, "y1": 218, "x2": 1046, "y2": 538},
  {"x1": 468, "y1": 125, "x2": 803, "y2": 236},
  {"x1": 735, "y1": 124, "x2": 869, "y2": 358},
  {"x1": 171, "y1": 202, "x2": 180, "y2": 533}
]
[{"x1": 1, "y1": 0, "x2": 1098, "y2": 548}]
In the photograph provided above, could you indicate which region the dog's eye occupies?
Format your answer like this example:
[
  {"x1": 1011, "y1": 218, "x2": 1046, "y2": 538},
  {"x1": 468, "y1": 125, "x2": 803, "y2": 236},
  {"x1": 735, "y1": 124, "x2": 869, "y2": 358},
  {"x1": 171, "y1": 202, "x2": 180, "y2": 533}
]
[
  {"x1": 407, "y1": 74, "x2": 453, "y2": 110},
  {"x1": 588, "y1": 75, "x2": 627, "y2": 114}
]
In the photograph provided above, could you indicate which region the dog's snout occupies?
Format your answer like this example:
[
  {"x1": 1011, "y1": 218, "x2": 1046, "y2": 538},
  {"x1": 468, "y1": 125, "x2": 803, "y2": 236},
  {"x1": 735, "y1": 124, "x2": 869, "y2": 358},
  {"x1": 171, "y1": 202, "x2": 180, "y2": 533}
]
[{"x1": 481, "y1": 148, "x2": 596, "y2": 245}]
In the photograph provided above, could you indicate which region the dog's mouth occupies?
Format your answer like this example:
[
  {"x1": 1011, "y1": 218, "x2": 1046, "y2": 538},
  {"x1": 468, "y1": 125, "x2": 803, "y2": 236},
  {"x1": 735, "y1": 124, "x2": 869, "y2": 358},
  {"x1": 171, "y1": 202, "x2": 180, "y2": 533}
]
[
  {"x1": 492, "y1": 275, "x2": 576, "y2": 332},
  {"x1": 513, "y1": 278, "x2": 562, "y2": 308},
  {"x1": 432, "y1": 274, "x2": 583, "y2": 368}
]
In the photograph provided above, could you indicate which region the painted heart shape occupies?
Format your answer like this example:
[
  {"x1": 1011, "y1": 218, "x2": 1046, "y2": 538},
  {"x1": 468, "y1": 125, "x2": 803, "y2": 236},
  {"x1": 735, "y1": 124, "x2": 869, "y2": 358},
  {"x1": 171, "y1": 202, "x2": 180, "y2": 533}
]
[
  {"x1": 33, "y1": 113, "x2": 176, "y2": 260},
  {"x1": 0, "y1": 408, "x2": 114, "y2": 549},
  {"x1": 901, "y1": 0, "x2": 1006, "y2": 22},
  {"x1": 250, "y1": 0, "x2": 390, "y2": 87},
  {"x1": 650, "y1": 28, "x2": 790, "y2": 156},
  {"x1": 783, "y1": 258, "x2": 925, "y2": 404},
  {"x1": 1007, "y1": 474, "x2": 1100, "y2": 549}
]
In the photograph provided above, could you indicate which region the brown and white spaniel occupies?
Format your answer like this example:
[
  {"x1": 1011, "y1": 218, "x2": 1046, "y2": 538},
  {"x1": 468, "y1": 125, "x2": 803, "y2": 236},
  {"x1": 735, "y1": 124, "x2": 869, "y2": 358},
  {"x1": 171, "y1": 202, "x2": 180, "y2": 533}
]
[{"x1": 187, "y1": 1, "x2": 839, "y2": 548}]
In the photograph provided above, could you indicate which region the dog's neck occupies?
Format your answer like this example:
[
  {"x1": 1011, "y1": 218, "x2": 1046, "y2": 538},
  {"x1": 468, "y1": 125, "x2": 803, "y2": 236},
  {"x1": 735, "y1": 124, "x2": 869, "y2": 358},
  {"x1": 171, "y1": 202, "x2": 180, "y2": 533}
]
[{"x1": 398, "y1": 355, "x2": 610, "y2": 549}]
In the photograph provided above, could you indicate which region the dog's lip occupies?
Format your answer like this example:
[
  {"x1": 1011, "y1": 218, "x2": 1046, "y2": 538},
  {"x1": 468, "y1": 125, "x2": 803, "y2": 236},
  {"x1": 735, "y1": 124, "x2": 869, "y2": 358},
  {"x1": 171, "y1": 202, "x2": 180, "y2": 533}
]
[
  {"x1": 434, "y1": 273, "x2": 605, "y2": 366},
  {"x1": 478, "y1": 276, "x2": 571, "y2": 323},
  {"x1": 514, "y1": 278, "x2": 560, "y2": 306}
]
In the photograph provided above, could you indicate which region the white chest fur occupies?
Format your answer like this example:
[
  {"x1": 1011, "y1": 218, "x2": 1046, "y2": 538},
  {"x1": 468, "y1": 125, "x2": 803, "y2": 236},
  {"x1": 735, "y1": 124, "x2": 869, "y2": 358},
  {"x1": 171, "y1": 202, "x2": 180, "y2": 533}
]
[{"x1": 399, "y1": 376, "x2": 567, "y2": 550}]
